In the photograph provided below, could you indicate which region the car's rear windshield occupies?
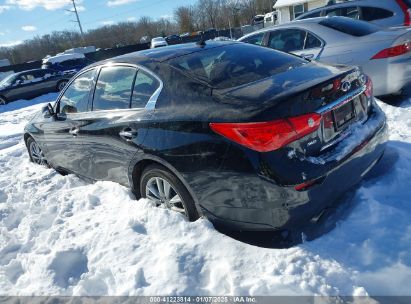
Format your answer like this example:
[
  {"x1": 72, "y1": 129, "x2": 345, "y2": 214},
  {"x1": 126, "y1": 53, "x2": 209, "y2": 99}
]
[
  {"x1": 168, "y1": 43, "x2": 306, "y2": 89},
  {"x1": 319, "y1": 17, "x2": 380, "y2": 37}
]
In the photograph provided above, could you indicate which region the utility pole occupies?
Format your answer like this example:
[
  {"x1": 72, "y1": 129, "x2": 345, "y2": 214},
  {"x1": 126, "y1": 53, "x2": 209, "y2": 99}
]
[{"x1": 67, "y1": 0, "x2": 84, "y2": 37}]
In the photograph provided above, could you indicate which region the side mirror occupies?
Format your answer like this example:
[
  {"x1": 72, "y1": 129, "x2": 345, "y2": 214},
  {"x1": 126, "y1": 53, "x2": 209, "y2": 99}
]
[
  {"x1": 43, "y1": 102, "x2": 55, "y2": 118},
  {"x1": 14, "y1": 80, "x2": 23, "y2": 86}
]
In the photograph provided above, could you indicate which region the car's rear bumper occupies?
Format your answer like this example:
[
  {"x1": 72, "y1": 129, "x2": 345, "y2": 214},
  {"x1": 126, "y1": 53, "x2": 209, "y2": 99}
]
[{"x1": 189, "y1": 106, "x2": 388, "y2": 231}]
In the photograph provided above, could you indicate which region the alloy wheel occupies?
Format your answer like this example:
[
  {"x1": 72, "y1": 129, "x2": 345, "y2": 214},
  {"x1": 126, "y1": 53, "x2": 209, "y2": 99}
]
[
  {"x1": 29, "y1": 140, "x2": 47, "y2": 166},
  {"x1": 145, "y1": 177, "x2": 186, "y2": 214}
]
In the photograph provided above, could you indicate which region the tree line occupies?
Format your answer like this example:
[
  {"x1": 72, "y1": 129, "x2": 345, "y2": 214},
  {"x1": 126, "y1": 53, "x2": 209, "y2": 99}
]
[{"x1": 0, "y1": 0, "x2": 274, "y2": 65}]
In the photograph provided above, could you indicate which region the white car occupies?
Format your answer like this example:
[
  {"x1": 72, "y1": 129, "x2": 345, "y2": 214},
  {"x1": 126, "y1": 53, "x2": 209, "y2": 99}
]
[{"x1": 150, "y1": 37, "x2": 168, "y2": 49}]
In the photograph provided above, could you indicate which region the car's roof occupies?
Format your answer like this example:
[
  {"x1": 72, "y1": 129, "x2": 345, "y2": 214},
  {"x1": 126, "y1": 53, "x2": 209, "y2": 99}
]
[
  {"x1": 239, "y1": 17, "x2": 326, "y2": 39},
  {"x1": 296, "y1": 0, "x2": 400, "y2": 19},
  {"x1": 91, "y1": 41, "x2": 238, "y2": 67},
  {"x1": 16, "y1": 68, "x2": 44, "y2": 75}
]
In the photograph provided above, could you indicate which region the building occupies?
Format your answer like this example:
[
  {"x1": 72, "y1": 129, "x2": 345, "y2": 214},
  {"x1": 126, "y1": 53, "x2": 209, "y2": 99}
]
[{"x1": 274, "y1": 0, "x2": 329, "y2": 24}]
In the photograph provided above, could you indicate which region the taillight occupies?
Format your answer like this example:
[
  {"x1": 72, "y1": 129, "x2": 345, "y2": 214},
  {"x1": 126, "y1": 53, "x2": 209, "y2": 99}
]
[
  {"x1": 396, "y1": 0, "x2": 411, "y2": 26},
  {"x1": 209, "y1": 113, "x2": 321, "y2": 152},
  {"x1": 364, "y1": 76, "x2": 373, "y2": 98},
  {"x1": 371, "y1": 42, "x2": 411, "y2": 59}
]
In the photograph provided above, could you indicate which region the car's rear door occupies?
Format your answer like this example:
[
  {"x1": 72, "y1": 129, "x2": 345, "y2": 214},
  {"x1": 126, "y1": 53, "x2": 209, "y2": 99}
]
[
  {"x1": 80, "y1": 64, "x2": 159, "y2": 186},
  {"x1": 42, "y1": 68, "x2": 96, "y2": 175},
  {"x1": 32, "y1": 69, "x2": 59, "y2": 94},
  {"x1": 266, "y1": 28, "x2": 324, "y2": 60}
]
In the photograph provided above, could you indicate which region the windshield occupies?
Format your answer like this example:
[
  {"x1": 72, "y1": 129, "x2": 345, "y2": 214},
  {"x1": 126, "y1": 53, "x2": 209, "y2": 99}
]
[
  {"x1": 168, "y1": 43, "x2": 306, "y2": 89},
  {"x1": 0, "y1": 74, "x2": 17, "y2": 86}
]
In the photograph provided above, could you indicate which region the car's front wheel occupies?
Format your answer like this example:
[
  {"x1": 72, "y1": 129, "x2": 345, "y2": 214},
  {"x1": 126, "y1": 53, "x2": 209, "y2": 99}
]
[
  {"x1": 27, "y1": 137, "x2": 48, "y2": 166},
  {"x1": 140, "y1": 164, "x2": 199, "y2": 221}
]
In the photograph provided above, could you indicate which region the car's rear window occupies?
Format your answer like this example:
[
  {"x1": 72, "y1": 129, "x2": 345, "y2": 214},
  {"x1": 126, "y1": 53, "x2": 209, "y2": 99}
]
[
  {"x1": 168, "y1": 44, "x2": 306, "y2": 89},
  {"x1": 319, "y1": 17, "x2": 380, "y2": 37}
]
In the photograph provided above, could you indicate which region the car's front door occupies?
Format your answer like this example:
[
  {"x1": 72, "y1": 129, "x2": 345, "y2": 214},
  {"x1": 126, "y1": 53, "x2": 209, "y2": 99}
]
[
  {"x1": 266, "y1": 28, "x2": 324, "y2": 60},
  {"x1": 42, "y1": 69, "x2": 96, "y2": 175},
  {"x1": 5, "y1": 73, "x2": 33, "y2": 100},
  {"x1": 80, "y1": 65, "x2": 159, "y2": 186}
]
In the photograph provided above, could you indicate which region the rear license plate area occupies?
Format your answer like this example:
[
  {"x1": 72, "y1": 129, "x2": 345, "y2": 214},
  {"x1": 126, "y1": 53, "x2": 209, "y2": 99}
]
[{"x1": 332, "y1": 101, "x2": 356, "y2": 130}]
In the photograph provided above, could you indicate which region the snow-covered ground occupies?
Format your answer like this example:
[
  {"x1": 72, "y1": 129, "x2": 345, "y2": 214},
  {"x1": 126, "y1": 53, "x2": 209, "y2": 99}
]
[{"x1": 0, "y1": 93, "x2": 410, "y2": 296}]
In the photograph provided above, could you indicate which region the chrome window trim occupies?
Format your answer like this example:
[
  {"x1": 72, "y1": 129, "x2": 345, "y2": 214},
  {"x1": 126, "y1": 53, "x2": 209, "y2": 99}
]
[{"x1": 316, "y1": 85, "x2": 366, "y2": 114}]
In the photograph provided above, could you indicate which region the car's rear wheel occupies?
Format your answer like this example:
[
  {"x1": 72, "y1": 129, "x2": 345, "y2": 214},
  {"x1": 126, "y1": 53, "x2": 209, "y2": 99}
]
[
  {"x1": 0, "y1": 96, "x2": 7, "y2": 105},
  {"x1": 27, "y1": 137, "x2": 47, "y2": 166},
  {"x1": 140, "y1": 164, "x2": 199, "y2": 221},
  {"x1": 57, "y1": 80, "x2": 68, "y2": 92}
]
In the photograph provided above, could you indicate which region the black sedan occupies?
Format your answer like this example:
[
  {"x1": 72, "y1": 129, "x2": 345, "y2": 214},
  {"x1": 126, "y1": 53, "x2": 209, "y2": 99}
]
[
  {"x1": 0, "y1": 68, "x2": 73, "y2": 105},
  {"x1": 24, "y1": 41, "x2": 388, "y2": 231}
]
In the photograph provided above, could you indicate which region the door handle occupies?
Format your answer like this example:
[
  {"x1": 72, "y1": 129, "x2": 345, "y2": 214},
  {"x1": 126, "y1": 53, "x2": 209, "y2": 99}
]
[
  {"x1": 300, "y1": 53, "x2": 314, "y2": 60},
  {"x1": 119, "y1": 129, "x2": 138, "y2": 140},
  {"x1": 69, "y1": 127, "x2": 79, "y2": 136}
]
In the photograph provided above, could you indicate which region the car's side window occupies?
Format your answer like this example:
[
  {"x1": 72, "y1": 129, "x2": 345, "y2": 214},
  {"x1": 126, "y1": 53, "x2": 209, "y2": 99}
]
[
  {"x1": 268, "y1": 29, "x2": 305, "y2": 52},
  {"x1": 326, "y1": 6, "x2": 360, "y2": 19},
  {"x1": 361, "y1": 7, "x2": 394, "y2": 21},
  {"x1": 305, "y1": 32, "x2": 322, "y2": 49},
  {"x1": 59, "y1": 69, "x2": 95, "y2": 114},
  {"x1": 299, "y1": 10, "x2": 322, "y2": 19},
  {"x1": 131, "y1": 69, "x2": 160, "y2": 109},
  {"x1": 241, "y1": 33, "x2": 265, "y2": 46},
  {"x1": 93, "y1": 66, "x2": 137, "y2": 111}
]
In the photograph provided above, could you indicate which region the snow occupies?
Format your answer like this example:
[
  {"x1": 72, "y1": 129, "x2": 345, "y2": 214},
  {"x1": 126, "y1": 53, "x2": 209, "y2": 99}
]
[
  {"x1": 0, "y1": 93, "x2": 411, "y2": 296},
  {"x1": 43, "y1": 53, "x2": 85, "y2": 65}
]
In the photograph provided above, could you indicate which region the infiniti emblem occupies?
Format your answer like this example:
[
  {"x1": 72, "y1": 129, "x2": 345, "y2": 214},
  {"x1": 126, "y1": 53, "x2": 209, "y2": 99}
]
[
  {"x1": 341, "y1": 81, "x2": 351, "y2": 92},
  {"x1": 308, "y1": 118, "x2": 315, "y2": 127}
]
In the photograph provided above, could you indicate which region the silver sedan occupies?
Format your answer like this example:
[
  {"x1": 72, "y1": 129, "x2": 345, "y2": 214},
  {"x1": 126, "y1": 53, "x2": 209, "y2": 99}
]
[{"x1": 238, "y1": 16, "x2": 411, "y2": 96}]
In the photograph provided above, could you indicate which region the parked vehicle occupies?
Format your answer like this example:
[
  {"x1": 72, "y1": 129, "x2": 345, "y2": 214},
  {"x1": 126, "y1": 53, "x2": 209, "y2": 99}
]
[
  {"x1": 203, "y1": 28, "x2": 218, "y2": 39},
  {"x1": 296, "y1": 0, "x2": 411, "y2": 27},
  {"x1": 166, "y1": 34, "x2": 180, "y2": 43},
  {"x1": 42, "y1": 53, "x2": 93, "y2": 73},
  {"x1": 264, "y1": 11, "x2": 280, "y2": 27},
  {"x1": 239, "y1": 16, "x2": 411, "y2": 96},
  {"x1": 150, "y1": 37, "x2": 168, "y2": 48},
  {"x1": 0, "y1": 69, "x2": 72, "y2": 105},
  {"x1": 24, "y1": 41, "x2": 387, "y2": 231},
  {"x1": 252, "y1": 14, "x2": 265, "y2": 30}
]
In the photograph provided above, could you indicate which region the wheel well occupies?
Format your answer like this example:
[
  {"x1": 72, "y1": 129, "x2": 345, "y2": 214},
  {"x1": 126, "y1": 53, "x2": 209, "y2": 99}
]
[
  {"x1": 131, "y1": 159, "x2": 159, "y2": 198},
  {"x1": 23, "y1": 133, "x2": 32, "y2": 147}
]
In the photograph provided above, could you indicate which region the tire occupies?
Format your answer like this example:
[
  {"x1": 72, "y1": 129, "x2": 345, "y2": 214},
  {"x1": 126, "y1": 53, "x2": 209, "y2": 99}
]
[
  {"x1": 140, "y1": 164, "x2": 199, "y2": 221},
  {"x1": 57, "y1": 80, "x2": 68, "y2": 92},
  {"x1": 0, "y1": 96, "x2": 7, "y2": 105},
  {"x1": 26, "y1": 137, "x2": 48, "y2": 166}
]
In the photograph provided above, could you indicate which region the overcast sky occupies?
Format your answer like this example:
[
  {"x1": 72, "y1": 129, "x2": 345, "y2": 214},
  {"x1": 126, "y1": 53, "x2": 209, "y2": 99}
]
[{"x1": 0, "y1": 0, "x2": 195, "y2": 47}]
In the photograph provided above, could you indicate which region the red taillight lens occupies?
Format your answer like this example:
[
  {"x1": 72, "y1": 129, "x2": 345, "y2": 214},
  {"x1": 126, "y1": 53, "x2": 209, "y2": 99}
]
[
  {"x1": 364, "y1": 77, "x2": 373, "y2": 98},
  {"x1": 210, "y1": 113, "x2": 321, "y2": 152},
  {"x1": 396, "y1": 0, "x2": 411, "y2": 26},
  {"x1": 371, "y1": 43, "x2": 411, "y2": 59}
]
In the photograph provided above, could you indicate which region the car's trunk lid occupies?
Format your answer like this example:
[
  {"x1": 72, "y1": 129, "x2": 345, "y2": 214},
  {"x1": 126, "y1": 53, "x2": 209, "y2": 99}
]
[{"x1": 213, "y1": 62, "x2": 369, "y2": 157}]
